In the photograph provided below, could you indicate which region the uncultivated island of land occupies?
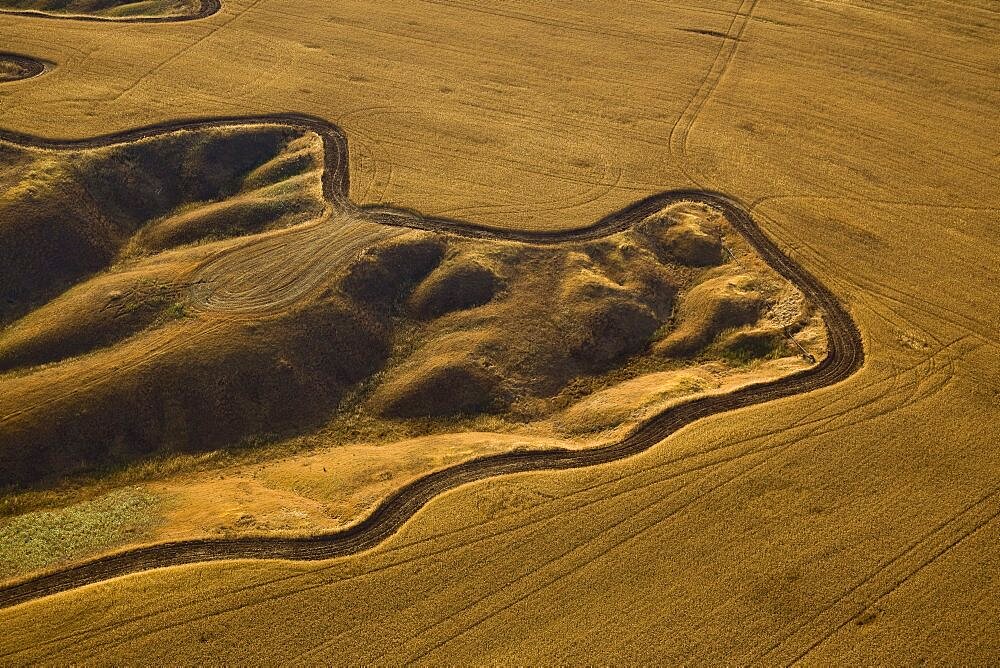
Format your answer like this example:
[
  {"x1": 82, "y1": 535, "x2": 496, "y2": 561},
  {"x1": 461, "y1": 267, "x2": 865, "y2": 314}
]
[
  {"x1": 0, "y1": 118, "x2": 826, "y2": 583},
  {"x1": 0, "y1": 0, "x2": 997, "y2": 664},
  {"x1": 0, "y1": 0, "x2": 213, "y2": 21}
]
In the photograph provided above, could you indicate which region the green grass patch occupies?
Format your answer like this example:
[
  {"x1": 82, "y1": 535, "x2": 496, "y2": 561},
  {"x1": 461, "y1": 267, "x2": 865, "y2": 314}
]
[
  {"x1": 712, "y1": 330, "x2": 787, "y2": 366},
  {"x1": 0, "y1": 487, "x2": 158, "y2": 581},
  {"x1": 164, "y1": 301, "x2": 188, "y2": 319}
]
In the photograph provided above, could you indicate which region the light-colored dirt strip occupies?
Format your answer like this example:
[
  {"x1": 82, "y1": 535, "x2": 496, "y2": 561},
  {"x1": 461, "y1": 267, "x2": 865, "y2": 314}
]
[{"x1": 0, "y1": 115, "x2": 864, "y2": 610}]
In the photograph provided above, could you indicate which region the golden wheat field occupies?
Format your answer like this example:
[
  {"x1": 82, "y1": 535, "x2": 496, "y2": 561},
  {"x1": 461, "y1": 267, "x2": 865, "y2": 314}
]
[{"x1": 0, "y1": 0, "x2": 998, "y2": 664}]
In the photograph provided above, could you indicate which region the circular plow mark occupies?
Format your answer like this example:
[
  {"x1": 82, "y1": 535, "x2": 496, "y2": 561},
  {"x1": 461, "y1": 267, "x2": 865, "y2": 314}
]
[
  {"x1": 0, "y1": 114, "x2": 865, "y2": 610},
  {"x1": 0, "y1": 52, "x2": 50, "y2": 83},
  {"x1": 0, "y1": 0, "x2": 219, "y2": 22}
]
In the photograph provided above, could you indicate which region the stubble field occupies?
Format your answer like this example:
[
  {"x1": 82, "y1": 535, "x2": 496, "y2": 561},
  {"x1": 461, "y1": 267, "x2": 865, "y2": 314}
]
[{"x1": 0, "y1": 0, "x2": 998, "y2": 664}]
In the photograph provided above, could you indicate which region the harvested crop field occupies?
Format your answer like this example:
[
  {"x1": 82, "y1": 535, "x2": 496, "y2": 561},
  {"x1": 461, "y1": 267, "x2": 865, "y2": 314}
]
[{"x1": 1, "y1": 0, "x2": 998, "y2": 664}]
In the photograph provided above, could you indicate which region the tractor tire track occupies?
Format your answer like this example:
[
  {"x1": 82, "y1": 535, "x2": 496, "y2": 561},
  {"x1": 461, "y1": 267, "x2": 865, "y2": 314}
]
[
  {"x1": 667, "y1": 0, "x2": 758, "y2": 187},
  {"x1": 0, "y1": 114, "x2": 864, "y2": 610},
  {"x1": 757, "y1": 480, "x2": 1000, "y2": 666}
]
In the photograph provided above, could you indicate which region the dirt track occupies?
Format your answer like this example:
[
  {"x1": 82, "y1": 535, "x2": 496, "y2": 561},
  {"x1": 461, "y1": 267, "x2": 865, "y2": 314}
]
[{"x1": 0, "y1": 115, "x2": 864, "y2": 610}]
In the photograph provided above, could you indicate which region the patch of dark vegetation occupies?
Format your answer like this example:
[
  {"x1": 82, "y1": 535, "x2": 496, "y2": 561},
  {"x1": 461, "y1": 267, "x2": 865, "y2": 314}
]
[{"x1": 712, "y1": 329, "x2": 789, "y2": 366}]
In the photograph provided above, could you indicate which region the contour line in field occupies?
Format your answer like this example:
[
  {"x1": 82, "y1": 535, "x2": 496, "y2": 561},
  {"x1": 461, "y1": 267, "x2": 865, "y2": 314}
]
[{"x1": 0, "y1": 114, "x2": 865, "y2": 610}]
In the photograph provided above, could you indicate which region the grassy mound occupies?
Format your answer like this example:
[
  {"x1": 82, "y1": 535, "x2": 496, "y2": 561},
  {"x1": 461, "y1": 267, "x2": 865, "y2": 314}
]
[
  {"x1": 0, "y1": 263, "x2": 188, "y2": 372},
  {"x1": 371, "y1": 337, "x2": 505, "y2": 418},
  {"x1": 0, "y1": 294, "x2": 389, "y2": 486},
  {"x1": 407, "y1": 256, "x2": 500, "y2": 320},
  {"x1": 0, "y1": 125, "x2": 325, "y2": 325},
  {"x1": 0, "y1": 0, "x2": 204, "y2": 19},
  {"x1": 655, "y1": 274, "x2": 766, "y2": 356},
  {"x1": 637, "y1": 201, "x2": 724, "y2": 266},
  {"x1": 340, "y1": 233, "x2": 446, "y2": 316},
  {"x1": 0, "y1": 137, "x2": 823, "y2": 490},
  {"x1": 561, "y1": 298, "x2": 660, "y2": 369}
]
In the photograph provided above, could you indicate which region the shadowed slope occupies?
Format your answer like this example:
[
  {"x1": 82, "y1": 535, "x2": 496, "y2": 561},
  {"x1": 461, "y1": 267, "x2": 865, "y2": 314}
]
[
  {"x1": 0, "y1": 115, "x2": 861, "y2": 610},
  {"x1": 1, "y1": 117, "x2": 826, "y2": 490},
  {"x1": 0, "y1": 0, "x2": 217, "y2": 21}
]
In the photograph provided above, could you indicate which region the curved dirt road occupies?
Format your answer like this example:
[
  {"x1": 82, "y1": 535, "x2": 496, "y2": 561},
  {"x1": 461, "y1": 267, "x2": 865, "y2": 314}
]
[{"x1": 0, "y1": 115, "x2": 864, "y2": 610}]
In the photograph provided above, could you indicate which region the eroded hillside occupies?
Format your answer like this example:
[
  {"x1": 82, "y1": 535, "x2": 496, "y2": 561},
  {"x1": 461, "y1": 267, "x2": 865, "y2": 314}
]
[
  {"x1": 0, "y1": 0, "x2": 210, "y2": 20},
  {"x1": 0, "y1": 119, "x2": 828, "y2": 580},
  {"x1": 0, "y1": 0, "x2": 994, "y2": 661}
]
